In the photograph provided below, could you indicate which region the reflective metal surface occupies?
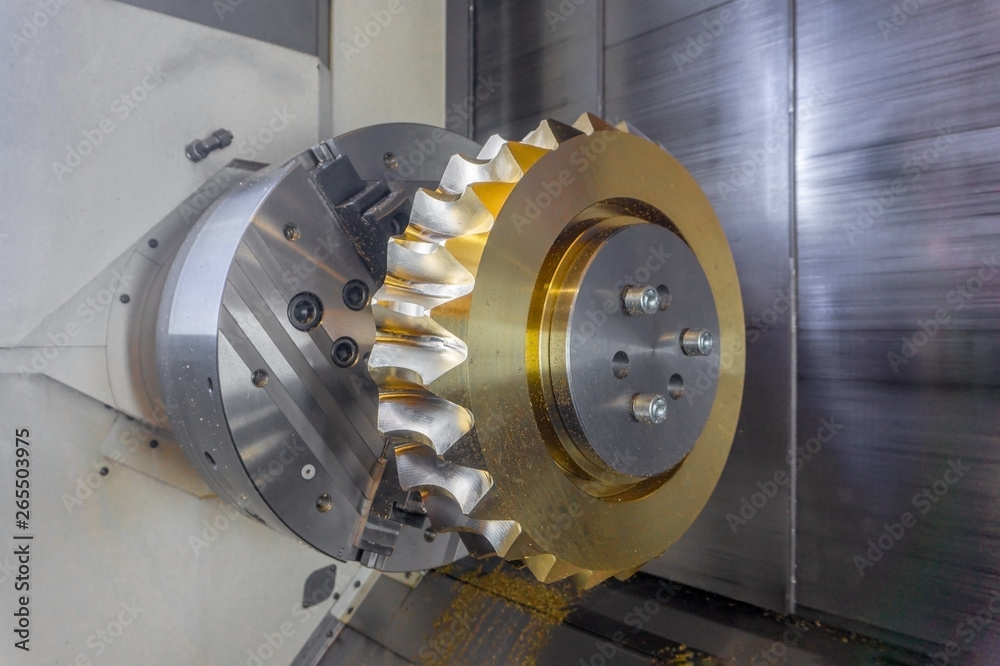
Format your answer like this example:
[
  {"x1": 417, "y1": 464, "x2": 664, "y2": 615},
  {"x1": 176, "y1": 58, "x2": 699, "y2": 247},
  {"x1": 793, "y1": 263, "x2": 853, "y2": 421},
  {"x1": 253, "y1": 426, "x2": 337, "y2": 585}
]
[
  {"x1": 472, "y1": 0, "x2": 1000, "y2": 655},
  {"x1": 795, "y1": 0, "x2": 1000, "y2": 650},
  {"x1": 157, "y1": 126, "x2": 480, "y2": 573}
]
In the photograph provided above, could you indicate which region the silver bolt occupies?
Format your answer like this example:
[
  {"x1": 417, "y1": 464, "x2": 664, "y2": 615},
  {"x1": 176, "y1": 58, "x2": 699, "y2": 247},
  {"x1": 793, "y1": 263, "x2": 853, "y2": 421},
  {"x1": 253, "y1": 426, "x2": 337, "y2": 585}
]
[
  {"x1": 301, "y1": 464, "x2": 316, "y2": 480},
  {"x1": 623, "y1": 285, "x2": 660, "y2": 316},
  {"x1": 681, "y1": 329, "x2": 714, "y2": 356},
  {"x1": 632, "y1": 393, "x2": 668, "y2": 424}
]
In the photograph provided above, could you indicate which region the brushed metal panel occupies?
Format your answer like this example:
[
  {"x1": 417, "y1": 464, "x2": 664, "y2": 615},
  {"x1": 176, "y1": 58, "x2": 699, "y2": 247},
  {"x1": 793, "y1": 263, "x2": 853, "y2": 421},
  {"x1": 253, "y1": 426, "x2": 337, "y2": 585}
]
[
  {"x1": 796, "y1": 0, "x2": 1000, "y2": 652},
  {"x1": 605, "y1": 1, "x2": 795, "y2": 613},
  {"x1": 473, "y1": 0, "x2": 600, "y2": 142},
  {"x1": 115, "y1": 0, "x2": 325, "y2": 60}
]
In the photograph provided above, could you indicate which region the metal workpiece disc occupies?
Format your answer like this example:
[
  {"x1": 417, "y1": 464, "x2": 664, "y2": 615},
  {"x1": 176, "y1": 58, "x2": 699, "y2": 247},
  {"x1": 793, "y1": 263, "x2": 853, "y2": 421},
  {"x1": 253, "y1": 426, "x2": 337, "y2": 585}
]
[
  {"x1": 459, "y1": 129, "x2": 745, "y2": 574},
  {"x1": 547, "y1": 220, "x2": 719, "y2": 479}
]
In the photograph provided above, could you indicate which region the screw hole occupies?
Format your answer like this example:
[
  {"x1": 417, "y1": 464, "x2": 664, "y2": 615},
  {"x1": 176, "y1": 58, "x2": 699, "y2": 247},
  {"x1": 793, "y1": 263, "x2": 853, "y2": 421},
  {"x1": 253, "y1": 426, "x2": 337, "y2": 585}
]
[
  {"x1": 119, "y1": 294, "x2": 130, "y2": 304},
  {"x1": 668, "y1": 374, "x2": 684, "y2": 400},
  {"x1": 383, "y1": 152, "x2": 398, "y2": 169},
  {"x1": 316, "y1": 493, "x2": 333, "y2": 512},
  {"x1": 99, "y1": 466, "x2": 109, "y2": 476},
  {"x1": 612, "y1": 351, "x2": 630, "y2": 379},
  {"x1": 149, "y1": 439, "x2": 159, "y2": 449},
  {"x1": 656, "y1": 285, "x2": 671, "y2": 310},
  {"x1": 283, "y1": 224, "x2": 301, "y2": 242},
  {"x1": 251, "y1": 369, "x2": 269, "y2": 388},
  {"x1": 148, "y1": 238, "x2": 159, "y2": 248}
]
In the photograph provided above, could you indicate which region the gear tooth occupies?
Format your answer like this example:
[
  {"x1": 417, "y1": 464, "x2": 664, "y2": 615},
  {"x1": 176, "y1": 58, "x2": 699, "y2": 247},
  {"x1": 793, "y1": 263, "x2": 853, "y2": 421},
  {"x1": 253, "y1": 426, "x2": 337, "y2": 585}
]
[
  {"x1": 572, "y1": 112, "x2": 617, "y2": 135},
  {"x1": 522, "y1": 118, "x2": 584, "y2": 149},
  {"x1": 370, "y1": 305, "x2": 467, "y2": 383},
  {"x1": 571, "y1": 569, "x2": 616, "y2": 589},
  {"x1": 421, "y1": 493, "x2": 522, "y2": 556},
  {"x1": 377, "y1": 239, "x2": 474, "y2": 311},
  {"x1": 396, "y1": 443, "x2": 491, "y2": 513},
  {"x1": 467, "y1": 182, "x2": 516, "y2": 217},
  {"x1": 439, "y1": 149, "x2": 519, "y2": 194},
  {"x1": 438, "y1": 141, "x2": 548, "y2": 194},
  {"x1": 477, "y1": 134, "x2": 509, "y2": 160},
  {"x1": 523, "y1": 555, "x2": 585, "y2": 583},
  {"x1": 377, "y1": 378, "x2": 473, "y2": 454},
  {"x1": 614, "y1": 120, "x2": 656, "y2": 144},
  {"x1": 407, "y1": 187, "x2": 495, "y2": 244},
  {"x1": 612, "y1": 565, "x2": 642, "y2": 582}
]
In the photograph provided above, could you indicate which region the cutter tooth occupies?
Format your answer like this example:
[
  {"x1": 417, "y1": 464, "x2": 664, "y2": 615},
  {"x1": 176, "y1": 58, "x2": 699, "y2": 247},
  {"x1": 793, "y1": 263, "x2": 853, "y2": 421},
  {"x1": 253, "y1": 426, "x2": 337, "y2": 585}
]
[
  {"x1": 572, "y1": 112, "x2": 618, "y2": 135},
  {"x1": 422, "y1": 493, "x2": 522, "y2": 557},
  {"x1": 377, "y1": 239, "x2": 474, "y2": 311},
  {"x1": 438, "y1": 141, "x2": 548, "y2": 194},
  {"x1": 522, "y1": 118, "x2": 584, "y2": 149},
  {"x1": 407, "y1": 187, "x2": 495, "y2": 244},
  {"x1": 396, "y1": 443, "x2": 492, "y2": 514},
  {"x1": 370, "y1": 305, "x2": 467, "y2": 383},
  {"x1": 378, "y1": 378, "x2": 473, "y2": 455}
]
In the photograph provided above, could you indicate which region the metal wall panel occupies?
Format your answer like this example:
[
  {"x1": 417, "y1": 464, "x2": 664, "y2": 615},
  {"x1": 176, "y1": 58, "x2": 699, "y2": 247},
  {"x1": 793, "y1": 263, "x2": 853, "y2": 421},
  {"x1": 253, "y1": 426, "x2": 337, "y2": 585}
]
[
  {"x1": 604, "y1": 0, "x2": 795, "y2": 613},
  {"x1": 795, "y1": 0, "x2": 1000, "y2": 652},
  {"x1": 473, "y1": 0, "x2": 600, "y2": 143}
]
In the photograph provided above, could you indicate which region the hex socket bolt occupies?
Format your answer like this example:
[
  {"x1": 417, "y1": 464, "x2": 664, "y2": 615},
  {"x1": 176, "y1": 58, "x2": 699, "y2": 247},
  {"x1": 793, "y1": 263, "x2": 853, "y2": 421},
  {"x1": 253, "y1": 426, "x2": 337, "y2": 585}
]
[
  {"x1": 632, "y1": 393, "x2": 667, "y2": 424},
  {"x1": 681, "y1": 329, "x2": 714, "y2": 356},
  {"x1": 185, "y1": 128, "x2": 234, "y2": 163},
  {"x1": 622, "y1": 285, "x2": 660, "y2": 316}
]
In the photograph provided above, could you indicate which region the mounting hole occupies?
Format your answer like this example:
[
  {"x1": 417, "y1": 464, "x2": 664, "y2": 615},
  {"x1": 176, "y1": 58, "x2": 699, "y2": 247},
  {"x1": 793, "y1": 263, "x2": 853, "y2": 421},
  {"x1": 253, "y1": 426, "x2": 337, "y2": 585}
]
[
  {"x1": 331, "y1": 337, "x2": 359, "y2": 368},
  {"x1": 149, "y1": 439, "x2": 159, "y2": 449},
  {"x1": 204, "y1": 451, "x2": 218, "y2": 469},
  {"x1": 119, "y1": 294, "x2": 130, "y2": 304},
  {"x1": 301, "y1": 464, "x2": 316, "y2": 480},
  {"x1": 656, "y1": 285, "x2": 671, "y2": 310},
  {"x1": 148, "y1": 238, "x2": 159, "y2": 248},
  {"x1": 423, "y1": 527, "x2": 437, "y2": 542},
  {"x1": 668, "y1": 374, "x2": 684, "y2": 400},
  {"x1": 283, "y1": 224, "x2": 301, "y2": 242},
  {"x1": 342, "y1": 280, "x2": 369, "y2": 311},
  {"x1": 612, "y1": 351, "x2": 630, "y2": 379},
  {"x1": 383, "y1": 152, "x2": 398, "y2": 170},
  {"x1": 316, "y1": 494, "x2": 333, "y2": 512},
  {"x1": 251, "y1": 369, "x2": 269, "y2": 388}
]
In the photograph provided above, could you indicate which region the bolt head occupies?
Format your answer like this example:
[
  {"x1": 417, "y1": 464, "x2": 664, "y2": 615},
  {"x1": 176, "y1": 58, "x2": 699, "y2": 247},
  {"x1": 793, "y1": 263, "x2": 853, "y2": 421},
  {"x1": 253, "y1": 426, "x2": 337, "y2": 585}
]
[
  {"x1": 623, "y1": 285, "x2": 660, "y2": 316},
  {"x1": 681, "y1": 329, "x2": 714, "y2": 356},
  {"x1": 632, "y1": 393, "x2": 667, "y2": 424}
]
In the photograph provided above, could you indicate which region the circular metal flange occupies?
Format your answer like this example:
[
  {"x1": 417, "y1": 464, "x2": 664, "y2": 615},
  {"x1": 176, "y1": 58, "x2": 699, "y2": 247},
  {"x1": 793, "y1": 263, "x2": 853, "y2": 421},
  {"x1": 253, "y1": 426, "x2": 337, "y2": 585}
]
[{"x1": 540, "y1": 218, "x2": 719, "y2": 480}]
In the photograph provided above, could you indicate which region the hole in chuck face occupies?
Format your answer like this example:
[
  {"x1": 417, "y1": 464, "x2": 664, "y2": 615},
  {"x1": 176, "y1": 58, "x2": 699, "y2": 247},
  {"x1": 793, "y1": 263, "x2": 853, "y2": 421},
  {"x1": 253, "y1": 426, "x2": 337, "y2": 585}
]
[
  {"x1": 612, "y1": 351, "x2": 630, "y2": 379},
  {"x1": 288, "y1": 292, "x2": 323, "y2": 331}
]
